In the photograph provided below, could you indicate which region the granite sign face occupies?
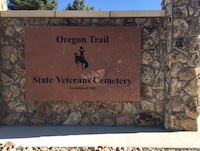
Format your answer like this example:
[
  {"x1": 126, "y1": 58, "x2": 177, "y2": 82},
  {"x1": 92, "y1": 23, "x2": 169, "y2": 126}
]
[{"x1": 25, "y1": 26, "x2": 141, "y2": 101}]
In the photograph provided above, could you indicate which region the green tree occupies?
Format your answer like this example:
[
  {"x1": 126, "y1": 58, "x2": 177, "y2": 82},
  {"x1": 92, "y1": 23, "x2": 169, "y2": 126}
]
[
  {"x1": 66, "y1": 0, "x2": 94, "y2": 10},
  {"x1": 8, "y1": 0, "x2": 58, "y2": 10}
]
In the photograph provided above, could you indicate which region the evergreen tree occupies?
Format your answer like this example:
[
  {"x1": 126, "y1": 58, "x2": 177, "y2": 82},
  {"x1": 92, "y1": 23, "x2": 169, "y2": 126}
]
[
  {"x1": 8, "y1": 0, "x2": 58, "y2": 10},
  {"x1": 66, "y1": 0, "x2": 94, "y2": 10}
]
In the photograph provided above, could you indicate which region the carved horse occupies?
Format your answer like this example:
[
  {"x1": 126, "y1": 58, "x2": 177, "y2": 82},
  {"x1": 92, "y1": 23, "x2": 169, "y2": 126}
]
[{"x1": 74, "y1": 53, "x2": 88, "y2": 70}]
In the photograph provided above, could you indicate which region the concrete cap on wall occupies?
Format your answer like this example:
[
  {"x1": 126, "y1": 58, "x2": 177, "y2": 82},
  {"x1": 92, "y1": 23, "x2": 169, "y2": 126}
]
[{"x1": 0, "y1": 10, "x2": 165, "y2": 18}]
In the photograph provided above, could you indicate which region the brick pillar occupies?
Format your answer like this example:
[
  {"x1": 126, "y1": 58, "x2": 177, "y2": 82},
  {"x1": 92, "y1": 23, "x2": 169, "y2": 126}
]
[{"x1": 162, "y1": 0, "x2": 200, "y2": 130}]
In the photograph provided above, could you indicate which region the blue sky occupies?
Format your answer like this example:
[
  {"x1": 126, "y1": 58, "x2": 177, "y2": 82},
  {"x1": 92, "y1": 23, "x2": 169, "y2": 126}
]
[
  {"x1": 6, "y1": 0, "x2": 163, "y2": 11},
  {"x1": 58, "y1": 0, "x2": 162, "y2": 10}
]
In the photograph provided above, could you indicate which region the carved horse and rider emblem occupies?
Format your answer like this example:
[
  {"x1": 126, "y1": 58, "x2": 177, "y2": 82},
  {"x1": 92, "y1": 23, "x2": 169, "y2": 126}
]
[{"x1": 74, "y1": 46, "x2": 89, "y2": 70}]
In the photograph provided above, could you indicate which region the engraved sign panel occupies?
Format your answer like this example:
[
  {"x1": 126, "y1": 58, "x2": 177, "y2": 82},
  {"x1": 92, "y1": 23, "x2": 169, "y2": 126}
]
[{"x1": 25, "y1": 26, "x2": 141, "y2": 101}]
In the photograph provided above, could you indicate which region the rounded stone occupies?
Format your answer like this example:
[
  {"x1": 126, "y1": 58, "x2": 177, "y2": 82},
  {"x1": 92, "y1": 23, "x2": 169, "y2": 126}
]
[
  {"x1": 1, "y1": 46, "x2": 13, "y2": 59},
  {"x1": 141, "y1": 65, "x2": 154, "y2": 84},
  {"x1": 172, "y1": 97, "x2": 184, "y2": 112},
  {"x1": 141, "y1": 100, "x2": 155, "y2": 111},
  {"x1": 14, "y1": 105, "x2": 26, "y2": 112},
  {"x1": 11, "y1": 72, "x2": 19, "y2": 80},
  {"x1": 14, "y1": 64, "x2": 24, "y2": 76},
  {"x1": 116, "y1": 116, "x2": 134, "y2": 126},
  {"x1": 153, "y1": 60, "x2": 160, "y2": 68},
  {"x1": 98, "y1": 104, "x2": 107, "y2": 114},
  {"x1": 181, "y1": 119, "x2": 197, "y2": 131},
  {"x1": 174, "y1": 5, "x2": 188, "y2": 18},
  {"x1": 143, "y1": 19, "x2": 160, "y2": 36},
  {"x1": 115, "y1": 19, "x2": 124, "y2": 25},
  {"x1": 153, "y1": 71, "x2": 165, "y2": 89},
  {"x1": 155, "y1": 90, "x2": 165, "y2": 101},
  {"x1": 63, "y1": 111, "x2": 82, "y2": 125},
  {"x1": 136, "y1": 112, "x2": 161, "y2": 125},
  {"x1": 20, "y1": 78, "x2": 25, "y2": 88},
  {"x1": 132, "y1": 102, "x2": 140, "y2": 114},
  {"x1": 171, "y1": 78, "x2": 182, "y2": 96},
  {"x1": 179, "y1": 68, "x2": 196, "y2": 81},
  {"x1": 171, "y1": 63, "x2": 182, "y2": 78},
  {"x1": 82, "y1": 102, "x2": 97, "y2": 115},
  {"x1": 2, "y1": 61, "x2": 13, "y2": 73},
  {"x1": 174, "y1": 0, "x2": 189, "y2": 5},
  {"x1": 17, "y1": 49, "x2": 24, "y2": 62},
  {"x1": 156, "y1": 101, "x2": 164, "y2": 113},
  {"x1": 51, "y1": 115, "x2": 62, "y2": 124},
  {"x1": 185, "y1": 98, "x2": 198, "y2": 119},
  {"x1": 188, "y1": 6, "x2": 195, "y2": 16},
  {"x1": 68, "y1": 101, "x2": 81, "y2": 111},
  {"x1": 194, "y1": 9, "x2": 200, "y2": 17},
  {"x1": 106, "y1": 102, "x2": 122, "y2": 112},
  {"x1": 2, "y1": 113, "x2": 20, "y2": 125},
  {"x1": 174, "y1": 37, "x2": 188, "y2": 51},
  {"x1": 30, "y1": 18, "x2": 50, "y2": 26},
  {"x1": 172, "y1": 52, "x2": 188, "y2": 63},
  {"x1": 103, "y1": 117, "x2": 115, "y2": 126},
  {"x1": 142, "y1": 39, "x2": 154, "y2": 50},
  {"x1": 10, "y1": 53, "x2": 18, "y2": 63},
  {"x1": 182, "y1": 94, "x2": 190, "y2": 102},
  {"x1": 107, "y1": 109, "x2": 119, "y2": 117},
  {"x1": 34, "y1": 103, "x2": 51, "y2": 118},
  {"x1": 89, "y1": 113, "x2": 102, "y2": 125},
  {"x1": 122, "y1": 102, "x2": 132, "y2": 114},
  {"x1": 191, "y1": 0, "x2": 200, "y2": 8},
  {"x1": 7, "y1": 100, "x2": 21, "y2": 110},
  {"x1": 184, "y1": 79, "x2": 197, "y2": 96},
  {"x1": 189, "y1": 37, "x2": 200, "y2": 53},
  {"x1": 80, "y1": 117, "x2": 91, "y2": 125},
  {"x1": 187, "y1": 54, "x2": 199, "y2": 67},
  {"x1": 50, "y1": 101, "x2": 69, "y2": 114},
  {"x1": 150, "y1": 31, "x2": 159, "y2": 44},
  {"x1": 170, "y1": 113, "x2": 188, "y2": 130},
  {"x1": 14, "y1": 26, "x2": 23, "y2": 32},
  {"x1": 189, "y1": 17, "x2": 199, "y2": 36},
  {"x1": 142, "y1": 51, "x2": 153, "y2": 65},
  {"x1": 2, "y1": 73, "x2": 14, "y2": 86},
  {"x1": 5, "y1": 27, "x2": 15, "y2": 37},
  {"x1": 173, "y1": 19, "x2": 189, "y2": 38},
  {"x1": 135, "y1": 18, "x2": 146, "y2": 25},
  {"x1": 10, "y1": 85, "x2": 21, "y2": 98},
  {"x1": 2, "y1": 87, "x2": 12, "y2": 102},
  {"x1": 141, "y1": 85, "x2": 153, "y2": 99},
  {"x1": 31, "y1": 119, "x2": 45, "y2": 126}
]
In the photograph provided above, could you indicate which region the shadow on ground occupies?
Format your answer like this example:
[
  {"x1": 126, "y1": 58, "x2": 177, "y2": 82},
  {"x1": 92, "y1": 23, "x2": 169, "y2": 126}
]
[{"x1": 0, "y1": 126, "x2": 172, "y2": 139}]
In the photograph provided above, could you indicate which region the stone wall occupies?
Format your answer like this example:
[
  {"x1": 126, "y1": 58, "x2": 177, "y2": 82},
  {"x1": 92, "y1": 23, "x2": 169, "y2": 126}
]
[
  {"x1": 162, "y1": 0, "x2": 200, "y2": 130},
  {"x1": 0, "y1": 0, "x2": 199, "y2": 131},
  {"x1": 0, "y1": 17, "x2": 166, "y2": 127}
]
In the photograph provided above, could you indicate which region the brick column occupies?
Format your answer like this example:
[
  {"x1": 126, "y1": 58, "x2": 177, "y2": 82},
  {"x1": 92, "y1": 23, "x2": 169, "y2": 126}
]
[{"x1": 162, "y1": 0, "x2": 200, "y2": 130}]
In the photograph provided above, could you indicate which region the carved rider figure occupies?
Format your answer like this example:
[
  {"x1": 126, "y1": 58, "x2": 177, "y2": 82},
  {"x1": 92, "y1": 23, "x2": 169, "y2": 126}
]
[{"x1": 79, "y1": 46, "x2": 85, "y2": 58}]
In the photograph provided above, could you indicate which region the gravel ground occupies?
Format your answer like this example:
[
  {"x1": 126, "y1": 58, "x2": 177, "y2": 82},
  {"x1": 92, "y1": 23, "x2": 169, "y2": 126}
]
[{"x1": 1, "y1": 142, "x2": 200, "y2": 151}]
